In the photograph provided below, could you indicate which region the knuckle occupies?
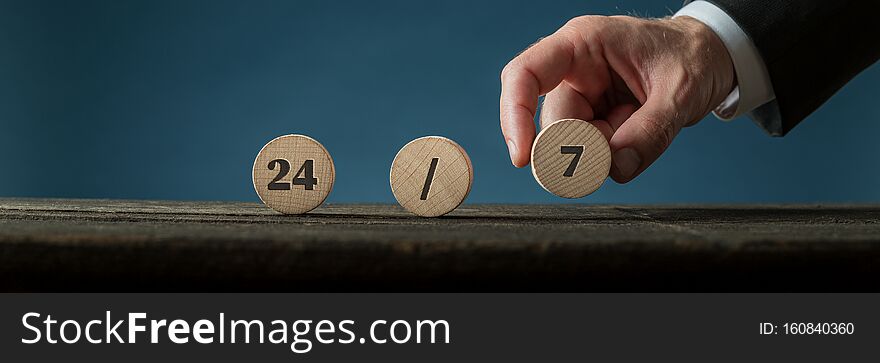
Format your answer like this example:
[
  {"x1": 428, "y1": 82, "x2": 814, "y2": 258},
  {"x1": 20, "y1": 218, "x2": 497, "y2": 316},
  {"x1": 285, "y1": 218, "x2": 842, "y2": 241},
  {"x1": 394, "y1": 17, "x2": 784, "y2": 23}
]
[
  {"x1": 563, "y1": 15, "x2": 603, "y2": 29},
  {"x1": 557, "y1": 15, "x2": 610, "y2": 55},
  {"x1": 500, "y1": 61, "x2": 519, "y2": 82},
  {"x1": 500, "y1": 63, "x2": 511, "y2": 81},
  {"x1": 560, "y1": 15, "x2": 605, "y2": 39}
]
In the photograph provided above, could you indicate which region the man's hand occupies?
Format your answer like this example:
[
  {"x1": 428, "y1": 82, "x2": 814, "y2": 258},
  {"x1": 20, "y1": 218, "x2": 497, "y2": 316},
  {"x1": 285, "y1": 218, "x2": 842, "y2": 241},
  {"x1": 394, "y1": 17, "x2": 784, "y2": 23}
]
[{"x1": 500, "y1": 15, "x2": 734, "y2": 183}]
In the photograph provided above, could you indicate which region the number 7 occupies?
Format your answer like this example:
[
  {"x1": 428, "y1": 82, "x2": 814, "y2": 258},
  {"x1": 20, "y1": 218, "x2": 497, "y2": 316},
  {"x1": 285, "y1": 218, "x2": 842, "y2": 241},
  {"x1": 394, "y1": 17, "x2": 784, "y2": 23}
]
[{"x1": 560, "y1": 146, "x2": 584, "y2": 177}]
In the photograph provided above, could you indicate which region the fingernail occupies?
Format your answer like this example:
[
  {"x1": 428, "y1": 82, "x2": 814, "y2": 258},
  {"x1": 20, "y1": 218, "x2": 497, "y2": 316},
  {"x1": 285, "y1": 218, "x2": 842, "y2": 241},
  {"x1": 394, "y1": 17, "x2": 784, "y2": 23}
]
[
  {"x1": 612, "y1": 147, "x2": 641, "y2": 179},
  {"x1": 506, "y1": 139, "x2": 517, "y2": 166}
]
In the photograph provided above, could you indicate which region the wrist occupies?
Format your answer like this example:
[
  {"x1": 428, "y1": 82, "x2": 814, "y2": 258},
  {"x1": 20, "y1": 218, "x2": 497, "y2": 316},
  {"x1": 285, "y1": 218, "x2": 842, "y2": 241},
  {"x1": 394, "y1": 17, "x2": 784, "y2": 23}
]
[{"x1": 670, "y1": 16, "x2": 736, "y2": 110}]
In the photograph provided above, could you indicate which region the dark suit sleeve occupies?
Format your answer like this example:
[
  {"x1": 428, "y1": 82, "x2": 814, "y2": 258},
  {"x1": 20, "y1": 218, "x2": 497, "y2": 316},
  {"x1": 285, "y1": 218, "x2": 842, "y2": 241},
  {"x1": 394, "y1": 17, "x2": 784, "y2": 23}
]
[{"x1": 687, "y1": 1, "x2": 880, "y2": 136}]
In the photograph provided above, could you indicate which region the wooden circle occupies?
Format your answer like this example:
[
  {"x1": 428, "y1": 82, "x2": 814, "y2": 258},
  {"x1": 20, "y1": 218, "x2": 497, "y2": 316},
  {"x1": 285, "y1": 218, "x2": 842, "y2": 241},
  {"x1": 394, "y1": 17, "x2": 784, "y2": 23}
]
[
  {"x1": 530, "y1": 119, "x2": 610, "y2": 198},
  {"x1": 390, "y1": 136, "x2": 473, "y2": 217},
  {"x1": 253, "y1": 134, "x2": 335, "y2": 214}
]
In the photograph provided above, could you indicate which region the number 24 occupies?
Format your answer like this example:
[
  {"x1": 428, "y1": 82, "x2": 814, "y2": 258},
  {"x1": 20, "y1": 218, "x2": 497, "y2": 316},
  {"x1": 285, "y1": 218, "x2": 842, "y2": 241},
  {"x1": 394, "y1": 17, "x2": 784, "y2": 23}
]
[{"x1": 267, "y1": 159, "x2": 318, "y2": 190}]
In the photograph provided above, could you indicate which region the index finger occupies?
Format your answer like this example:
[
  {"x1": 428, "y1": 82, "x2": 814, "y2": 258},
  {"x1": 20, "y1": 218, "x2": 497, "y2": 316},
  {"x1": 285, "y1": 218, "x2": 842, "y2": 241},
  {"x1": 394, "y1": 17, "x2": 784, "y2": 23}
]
[{"x1": 500, "y1": 33, "x2": 575, "y2": 167}]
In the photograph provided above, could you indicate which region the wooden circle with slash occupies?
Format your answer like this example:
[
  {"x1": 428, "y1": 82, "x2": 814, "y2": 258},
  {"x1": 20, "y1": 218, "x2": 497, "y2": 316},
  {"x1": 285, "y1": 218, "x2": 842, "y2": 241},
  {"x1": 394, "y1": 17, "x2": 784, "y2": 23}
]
[
  {"x1": 390, "y1": 136, "x2": 473, "y2": 217},
  {"x1": 253, "y1": 134, "x2": 335, "y2": 214},
  {"x1": 531, "y1": 118, "x2": 610, "y2": 198}
]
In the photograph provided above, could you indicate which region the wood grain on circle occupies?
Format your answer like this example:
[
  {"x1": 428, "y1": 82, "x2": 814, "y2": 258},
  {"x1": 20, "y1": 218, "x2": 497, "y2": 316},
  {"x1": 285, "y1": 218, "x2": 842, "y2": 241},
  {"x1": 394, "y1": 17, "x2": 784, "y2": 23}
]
[
  {"x1": 390, "y1": 136, "x2": 473, "y2": 217},
  {"x1": 531, "y1": 119, "x2": 610, "y2": 198},
  {"x1": 253, "y1": 134, "x2": 335, "y2": 214}
]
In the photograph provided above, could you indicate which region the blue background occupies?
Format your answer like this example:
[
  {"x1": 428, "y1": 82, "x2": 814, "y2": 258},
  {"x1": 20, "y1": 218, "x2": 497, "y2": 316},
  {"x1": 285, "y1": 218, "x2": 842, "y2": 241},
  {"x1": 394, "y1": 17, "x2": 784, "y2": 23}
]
[{"x1": 1, "y1": 0, "x2": 878, "y2": 203}]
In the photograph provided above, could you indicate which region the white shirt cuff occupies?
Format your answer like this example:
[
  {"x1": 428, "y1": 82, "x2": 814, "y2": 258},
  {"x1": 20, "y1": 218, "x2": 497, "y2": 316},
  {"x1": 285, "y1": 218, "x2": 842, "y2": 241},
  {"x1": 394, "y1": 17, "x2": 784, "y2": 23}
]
[{"x1": 674, "y1": 0, "x2": 775, "y2": 121}]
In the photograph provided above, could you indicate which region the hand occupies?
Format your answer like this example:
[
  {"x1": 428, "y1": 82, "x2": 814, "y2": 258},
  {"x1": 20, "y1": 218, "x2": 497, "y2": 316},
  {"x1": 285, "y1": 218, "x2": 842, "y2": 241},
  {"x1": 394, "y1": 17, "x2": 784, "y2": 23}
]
[{"x1": 500, "y1": 15, "x2": 735, "y2": 183}]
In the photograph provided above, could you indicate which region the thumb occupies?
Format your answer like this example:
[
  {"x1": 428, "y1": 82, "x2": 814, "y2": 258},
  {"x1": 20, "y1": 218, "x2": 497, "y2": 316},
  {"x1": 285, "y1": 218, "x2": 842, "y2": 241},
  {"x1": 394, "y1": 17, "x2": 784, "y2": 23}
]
[{"x1": 608, "y1": 98, "x2": 681, "y2": 183}]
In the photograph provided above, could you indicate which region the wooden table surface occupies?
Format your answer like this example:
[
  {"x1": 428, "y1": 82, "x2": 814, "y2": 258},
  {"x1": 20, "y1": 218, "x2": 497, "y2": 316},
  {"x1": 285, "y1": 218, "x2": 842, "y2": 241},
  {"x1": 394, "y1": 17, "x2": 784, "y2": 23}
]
[{"x1": 1, "y1": 198, "x2": 878, "y2": 291}]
